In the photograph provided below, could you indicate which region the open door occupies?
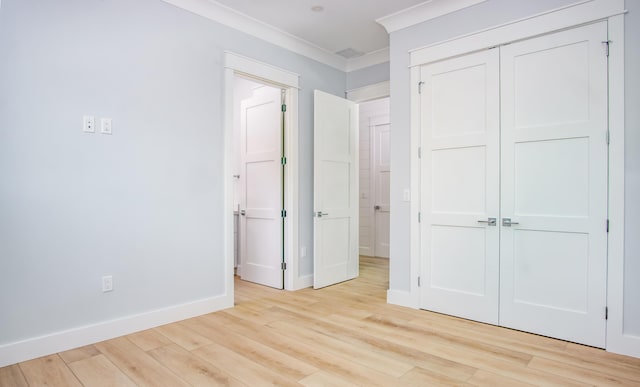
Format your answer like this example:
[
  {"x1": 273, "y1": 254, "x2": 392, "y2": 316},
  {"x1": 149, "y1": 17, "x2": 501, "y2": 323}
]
[
  {"x1": 313, "y1": 90, "x2": 359, "y2": 289},
  {"x1": 239, "y1": 85, "x2": 284, "y2": 289}
]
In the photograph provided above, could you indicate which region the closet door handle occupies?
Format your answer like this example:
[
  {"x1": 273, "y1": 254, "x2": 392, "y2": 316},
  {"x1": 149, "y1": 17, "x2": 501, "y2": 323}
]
[
  {"x1": 502, "y1": 218, "x2": 519, "y2": 227},
  {"x1": 240, "y1": 210, "x2": 246, "y2": 216},
  {"x1": 477, "y1": 217, "x2": 496, "y2": 226}
]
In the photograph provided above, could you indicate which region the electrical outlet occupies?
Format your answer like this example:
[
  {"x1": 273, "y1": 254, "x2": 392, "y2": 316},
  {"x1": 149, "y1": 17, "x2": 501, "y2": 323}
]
[
  {"x1": 102, "y1": 275, "x2": 113, "y2": 292},
  {"x1": 83, "y1": 115, "x2": 95, "y2": 133}
]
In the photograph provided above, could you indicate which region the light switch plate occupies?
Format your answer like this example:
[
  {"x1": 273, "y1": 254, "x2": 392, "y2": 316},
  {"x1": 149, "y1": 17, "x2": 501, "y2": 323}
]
[
  {"x1": 100, "y1": 118, "x2": 112, "y2": 135},
  {"x1": 403, "y1": 189, "x2": 411, "y2": 202}
]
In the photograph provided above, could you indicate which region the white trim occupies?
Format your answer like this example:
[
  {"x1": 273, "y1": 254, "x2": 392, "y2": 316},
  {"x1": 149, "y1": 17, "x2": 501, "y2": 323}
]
[
  {"x1": 224, "y1": 52, "x2": 304, "y2": 292},
  {"x1": 283, "y1": 88, "x2": 303, "y2": 291},
  {"x1": 409, "y1": 0, "x2": 625, "y2": 67},
  {"x1": 346, "y1": 48, "x2": 390, "y2": 72},
  {"x1": 408, "y1": 66, "x2": 422, "y2": 309},
  {"x1": 387, "y1": 289, "x2": 419, "y2": 309},
  {"x1": 0, "y1": 294, "x2": 231, "y2": 368},
  {"x1": 161, "y1": 0, "x2": 347, "y2": 71},
  {"x1": 606, "y1": 14, "x2": 639, "y2": 358},
  {"x1": 376, "y1": 0, "x2": 487, "y2": 33},
  {"x1": 224, "y1": 66, "x2": 236, "y2": 307},
  {"x1": 296, "y1": 274, "x2": 314, "y2": 290},
  {"x1": 347, "y1": 81, "x2": 390, "y2": 103},
  {"x1": 225, "y1": 51, "x2": 300, "y2": 89}
]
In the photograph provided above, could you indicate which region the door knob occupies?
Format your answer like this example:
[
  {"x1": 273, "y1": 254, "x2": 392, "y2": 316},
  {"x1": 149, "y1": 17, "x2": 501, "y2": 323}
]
[
  {"x1": 374, "y1": 205, "x2": 381, "y2": 210},
  {"x1": 477, "y1": 217, "x2": 496, "y2": 226},
  {"x1": 502, "y1": 218, "x2": 519, "y2": 227},
  {"x1": 315, "y1": 211, "x2": 329, "y2": 218},
  {"x1": 240, "y1": 209, "x2": 246, "y2": 216}
]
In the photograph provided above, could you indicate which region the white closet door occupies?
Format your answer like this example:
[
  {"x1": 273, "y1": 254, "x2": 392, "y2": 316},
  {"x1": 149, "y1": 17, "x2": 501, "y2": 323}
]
[
  {"x1": 420, "y1": 49, "x2": 500, "y2": 324},
  {"x1": 240, "y1": 86, "x2": 283, "y2": 289},
  {"x1": 313, "y1": 90, "x2": 359, "y2": 289},
  {"x1": 500, "y1": 22, "x2": 608, "y2": 347}
]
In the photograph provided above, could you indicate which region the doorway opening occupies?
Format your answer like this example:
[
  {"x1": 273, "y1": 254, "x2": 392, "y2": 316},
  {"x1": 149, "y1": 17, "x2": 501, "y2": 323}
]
[
  {"x1": 223, "y1": 52, "x2": 301, "y2": 300},
  {"x1": 357, "y1": 97, "x2": 390, "y2": 259},
  {"x1": 233, "y1": 76, "x2": 285, "y2": 289}
]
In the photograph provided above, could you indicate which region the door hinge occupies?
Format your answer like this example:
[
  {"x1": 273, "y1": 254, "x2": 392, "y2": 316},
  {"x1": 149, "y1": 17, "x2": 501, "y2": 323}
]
[
  {"x1": 281, "y1": 262, "x2": 287, "y2": 270},
  {"x1": 418, "y1": 212, "x2": 422, "y2": 223},
  {"x1": 606, "y1": 219, "x2": 609, "y2": 233},
  {"x1": 606, "y1": 130, "x2": 610, "y2": 145},
  {"x1": 281, "y1": 209, "x2": 287, "y2": 218},
  {"x1": 281, "y1": 156, "x2": 287, "y2": 165},
  {"x1": 602, "y1": 40, "x2": 611, "y2": 57},
  {"x1": 281, "y1": 104, "x2": 287, "y2": 112},
  {"x1": 418, "y1": 276, "x2": 421, "y2": 287},
  {"x1": 418, "y1": 146, "x2": 422, "y2": 159},
  {"x1": 605, "y1": 306, "x2": 608, "y2": 320},
  {"x1": 418, "y1": 81, "x2": 425, "y2": 94}
]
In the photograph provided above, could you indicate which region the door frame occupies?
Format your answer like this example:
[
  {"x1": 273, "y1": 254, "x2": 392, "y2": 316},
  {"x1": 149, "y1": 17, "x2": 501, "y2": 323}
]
[
  {"x1": 224, "y1": 51, "x2": 302, "y2": 293},
  {"x1": 403, "y1": 0, "x2": 631, "y2": 356}
]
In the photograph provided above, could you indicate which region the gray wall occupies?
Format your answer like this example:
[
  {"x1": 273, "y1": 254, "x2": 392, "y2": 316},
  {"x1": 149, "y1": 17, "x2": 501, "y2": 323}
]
[
  {"x1": 346, "y1": 62, "x2": 390, "y2": 91},
  {"x1": 0, "y1": 0, "x2": 345, "y2": 345},
  {"x1": 388, "y1": 0, "x2": 640, "y2": 335}
]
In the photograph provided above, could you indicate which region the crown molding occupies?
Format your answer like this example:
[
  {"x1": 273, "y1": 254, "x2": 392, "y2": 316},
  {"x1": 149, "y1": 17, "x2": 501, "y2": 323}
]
[
  {"x1": 161, "y1": 0, "x2": 348, "y2": 71},
  {"x1": 345, "y1": 47, "x2": 389, "y2": 72},
  {"x1": 376, "y1": 0, "x2": 487, "y2": 33}
]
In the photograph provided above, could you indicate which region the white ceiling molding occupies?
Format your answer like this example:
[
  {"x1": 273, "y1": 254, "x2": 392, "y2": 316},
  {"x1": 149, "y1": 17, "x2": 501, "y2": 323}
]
[
  {"x1": 346, "y1": 81, "x2": 390, "y2": 103},
  {"x1": 345, "y1": 48, "x2": 390, "y2": 72},
  {"x1": 161, "y1": 0, "x2": 348, "y2": 71},
  {"x1": 376, "y1": 0, "x2": 487, "y2": 33}
]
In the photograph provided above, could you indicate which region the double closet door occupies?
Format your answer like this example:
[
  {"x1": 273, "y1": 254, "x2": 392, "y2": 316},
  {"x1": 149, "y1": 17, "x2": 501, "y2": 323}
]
[{"x1": 419, "y1": 22, "x2": 608, "y2": 347}]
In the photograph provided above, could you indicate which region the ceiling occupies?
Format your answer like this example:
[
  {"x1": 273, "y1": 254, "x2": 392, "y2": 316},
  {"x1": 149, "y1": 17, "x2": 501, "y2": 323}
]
[{"x1": 212, "y1": 0, "x2": 427, "y2": 58}]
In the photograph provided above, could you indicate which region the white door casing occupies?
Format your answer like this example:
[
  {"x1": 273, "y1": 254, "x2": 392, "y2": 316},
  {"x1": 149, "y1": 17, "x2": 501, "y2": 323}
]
[
  {"x1": 419, "y1": 49, "x2": 501, "y2": 325},
  {"x1": 499, "y1": 22, "x2": 608, "y2": 347},
  {"x1": 313, "y1": 90, "x2": 359, "y2": 289},
  {"x1": 373, "y1": 116, "x2": 391, "y2": 258},
  {"x1": 240, "y1": 86, "x2": 284, "y2": 289}
]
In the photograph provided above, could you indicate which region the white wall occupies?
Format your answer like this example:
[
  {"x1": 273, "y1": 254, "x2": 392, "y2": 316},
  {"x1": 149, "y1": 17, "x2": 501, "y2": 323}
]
[
  {"x1": 0, "y1": 0, "x2": 345, "y2": 362},
  {"x1": 388, "y1": 0, "x2": 640, "y2": 354}
]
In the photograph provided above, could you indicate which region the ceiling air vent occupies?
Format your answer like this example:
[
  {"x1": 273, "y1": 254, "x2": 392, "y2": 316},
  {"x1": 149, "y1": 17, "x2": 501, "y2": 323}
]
[{"x1": 335, "y1": 48, "x2": 364, "y2": 59}]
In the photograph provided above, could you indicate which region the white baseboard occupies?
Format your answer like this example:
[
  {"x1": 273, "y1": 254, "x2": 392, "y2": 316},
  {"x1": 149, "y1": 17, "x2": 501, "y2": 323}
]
[
  {"x1": 290, "y1": 274, "x2": 313, "y2": 291},
  {"x1": 0, "y1": 293, "x2": 233, "y2": 368},
  {"x1": 387, "y1": 289, "x2": 419, "y2": 309},
  {"x1": 607, "y1": 332, "x2": 640, "y2": 358}
]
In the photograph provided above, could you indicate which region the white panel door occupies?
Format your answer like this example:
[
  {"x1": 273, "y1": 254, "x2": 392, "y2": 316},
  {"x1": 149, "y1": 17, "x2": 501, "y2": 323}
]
[
  {"x1": 240, "y1": 86, "x2": 283, "y2": 289},
  {"x1": 373, "y1": 118, "x2": 391, "y2": 258},
  {"x1": 420, "y1": 49, "x2": 500, "y2": 324},
  {"x1": 500, "y1": 22, "x2": 608, "y2": 347},
  {"x1": 313, "y1": 90, "x2": 359, "y2": 289}
]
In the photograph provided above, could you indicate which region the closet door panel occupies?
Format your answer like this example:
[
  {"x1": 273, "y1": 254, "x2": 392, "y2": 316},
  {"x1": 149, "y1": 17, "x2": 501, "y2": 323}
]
[
  {"x1": 500, "y1": 21, "x2": 608, "y2": 347},
  {"x1": 420, "y1": 49, "x2": 500, "y2": 325}
]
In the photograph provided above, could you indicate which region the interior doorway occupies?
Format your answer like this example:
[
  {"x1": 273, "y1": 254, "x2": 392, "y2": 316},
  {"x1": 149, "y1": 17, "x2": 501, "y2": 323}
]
[
  {"x1": 233, "y1": 76, "x2": 285, "y2": 289},
  {"x1": 357, "y1": 97, "x2": 390, "y2": 259},
  {"x1": 223, "y1": 52, "x2": 301, "y2": 297}
]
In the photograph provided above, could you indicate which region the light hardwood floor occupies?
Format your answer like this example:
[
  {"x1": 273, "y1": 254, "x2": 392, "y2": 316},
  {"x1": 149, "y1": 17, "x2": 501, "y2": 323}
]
[{"x1": 2, "y1": 256, "x2": 639, "y2": 386}]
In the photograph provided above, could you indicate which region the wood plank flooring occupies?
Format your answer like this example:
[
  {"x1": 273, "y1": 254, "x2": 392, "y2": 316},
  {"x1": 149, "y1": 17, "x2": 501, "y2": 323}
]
[{"x1": 2, "y1": 256, "x2": 639, "y2": 386}]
